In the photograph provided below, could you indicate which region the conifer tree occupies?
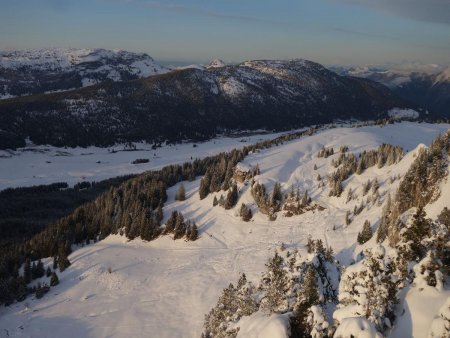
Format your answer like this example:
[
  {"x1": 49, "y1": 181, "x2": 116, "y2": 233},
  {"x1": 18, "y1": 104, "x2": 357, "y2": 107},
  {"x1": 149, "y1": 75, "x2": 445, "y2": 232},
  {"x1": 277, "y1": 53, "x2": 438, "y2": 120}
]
[
  {"x1": 175, "y1": 183, "x2": 186, "y2": 201},
  {"x1": 259, "y1": 252, "x2": 289, "y2": 313},
  {"x1": 58, "y1": 245, "x2": 71, "y2": 272},
  {"x1": 306, "y1": 236, "x2": 315, "y2": 254},
  {"x1": 187, "y1": 223, "x2": 198, "y2": 241},
  {"x1": 345, "y1": 210, "x2": 352, "y2": 226},
  {"x1": 173, "y1": 214, "x2": 186, "y2": 240},
  {"x1": 155, "y1": 204, "x2": 163, "y2": 225},
  {"x1": 224, "y1": 184, "x2": 238, "y2": 210},
  {"x1": 376, "y1": 194, "x2": 392, "y2": 243},
  {"x1": 203, "y1": 273, "x2": 257, "y2": 338},
  {"x1": 240, "y1": 203, "x2": 253, "y2": 222},
  {"x1": 35, "y1": 260, "x2": 45, "y2": 279},
  {"x1": 437, "y1": 207, "x2": 450, "y2": 226},
  {"x1": 403, "y1": 207, "x2": 431, "y2": 261},
  {"x1": 23, "y1": 258, "x2": 31, "y2": 284},
  {"x1": 346, "y1": 188, "x2": 353, "y2": 203},
  {"x1": 165, "y1": 210, "x2": 178, "y2": 234},
  {"x1": 291, "y1": 265, "x2": 320, "y2": 337},
  {"x1": 50, "y1": 272, "x2": 59, "y2": 286},
  {"x1": 357, "y1": 220, "x2": 373, "y2": 245},
  {"x1": 356, "y1": 159, "x2": 364, "y2": 175},
  {"x1": 199, "y1": 173, "x2": 211, "y2": 200},
  {"x1": 271, "y1": 182, "x2": 282, "y2": 204}
]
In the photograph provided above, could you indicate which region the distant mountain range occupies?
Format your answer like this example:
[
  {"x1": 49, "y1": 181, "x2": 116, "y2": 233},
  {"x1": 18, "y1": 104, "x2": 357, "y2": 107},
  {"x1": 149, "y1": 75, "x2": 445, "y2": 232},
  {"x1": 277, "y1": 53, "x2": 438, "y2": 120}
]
[
  {"x1": 332, "y1": 65, "x2": 450, "y2": 117},
  {"x1": 0, "y1": 49, "x2": 428, "y2": 149},
  {"x1": 0, "y1": 48, "x2": 168, "y2": 99}
]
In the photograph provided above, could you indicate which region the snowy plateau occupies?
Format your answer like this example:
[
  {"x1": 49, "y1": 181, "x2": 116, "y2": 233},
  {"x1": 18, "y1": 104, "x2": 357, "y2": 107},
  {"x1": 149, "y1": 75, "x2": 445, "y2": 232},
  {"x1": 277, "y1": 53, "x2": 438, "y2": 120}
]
[{"x1": 1, "y1": 122, "x2": 450, "y2": 338}]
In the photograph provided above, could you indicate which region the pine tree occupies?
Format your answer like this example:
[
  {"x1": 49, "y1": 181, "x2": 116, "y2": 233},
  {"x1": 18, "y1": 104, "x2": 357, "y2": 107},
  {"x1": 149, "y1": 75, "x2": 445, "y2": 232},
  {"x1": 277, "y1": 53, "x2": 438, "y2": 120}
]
[
  {"x1": 301, "y1": 190, "x2": 309, "y2": 207},
  {"x1": 403, "y1": 207, "x2": 431, "y2": 261},
  {"x1": 235, "y1": 273, "x2": 258, "y2": 316},
  {"x1": 271, "y1": 182, "x2": 282, "y2": 204},
  {"x1": 155, "y1": 204, "x2": 163, "y2": 225},
  {"x1": 376, "y1": 194, "x2": 392, "y2": 243},
  {"x1": 189, "y1": 223, "x2": 199, "y2": 241},
  {"x1": 357, "y1": 220, "x2": 373, "y2": 245},
  {"x1": 46, "y1": 266, "x2": 52, "y2": 277},
  {"x1": 165, "y1": 210, "x2": 178, "y2": 234},
  {"x1": 260, "y1": 252, "x2": 289, "y2": 313},
  {"x1": 291, "y1": 265, "x2": 320, "y2": 337},
  {"x1": 363, "y1": 179, "x2": 372, "y2": 196},
  {"x1": 175, "y1": 183, "x2": 186, "y2": 201},
  {"x1": 212, "y1": 196, "x2": 218, "y2": 207},
  {"x1": 437, "y1": 207, "x2": 450, "y2": 226},
  {"x1": 23, "y1": 258, "x2": 31, "y2": 284},
  {"x1": 58, "y1": 245, "x2": 71, "y2": 272},
  {"x1": 224, "y1": 184, "x2": 238, "y2": 210},
  {"x1": 34, "y1": 260, "x2": 45, "y2": 279},
  {"x1": 50, "y1": 272, "x2": 59, "y2": 286},
  {"x1": 346, "y1": 188, "x2": 353, "y2": 203},
  {"x1": 240, "y1": 203, "x2": 253, "y2": 222},
  {"x1": 173, "y1": 214, "x2": 186, "y2": 240},
  {"x1": 203, "y1": 274, "x2": 257, "y2": 338},
  {"x1": 356, "y1": 159, "x2": 364, "y2": 175},
  {"x1": 345, "y1": 210, "x2": 352, "y2": 226},
  {"x1": 306, "y1": 236, "x2": 315, "y2": 254},
  {"x1": 199, "y1": 173, "x2": 211, "y2": 200}
]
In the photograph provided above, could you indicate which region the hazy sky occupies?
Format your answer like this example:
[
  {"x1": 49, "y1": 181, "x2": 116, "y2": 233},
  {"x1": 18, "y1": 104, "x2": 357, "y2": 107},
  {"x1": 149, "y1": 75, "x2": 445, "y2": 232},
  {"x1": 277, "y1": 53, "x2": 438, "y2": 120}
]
[{"x1": 1, "y1": 0, "x2": 449, "y2": 66}]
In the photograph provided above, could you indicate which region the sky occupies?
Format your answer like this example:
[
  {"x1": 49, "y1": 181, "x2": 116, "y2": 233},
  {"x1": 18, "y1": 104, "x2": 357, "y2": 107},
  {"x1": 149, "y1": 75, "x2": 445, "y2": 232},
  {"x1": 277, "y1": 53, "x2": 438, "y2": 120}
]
[{"x1": 1, "y1": 0, "x2": 449, "y2": 67}]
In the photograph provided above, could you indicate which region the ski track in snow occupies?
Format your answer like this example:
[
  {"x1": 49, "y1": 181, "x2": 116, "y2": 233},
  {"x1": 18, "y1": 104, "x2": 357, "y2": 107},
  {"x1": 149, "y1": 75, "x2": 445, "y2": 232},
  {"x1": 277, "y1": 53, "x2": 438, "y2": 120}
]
[{"x1": 0, "y1": 122, "x2": 449, "y2": 338}]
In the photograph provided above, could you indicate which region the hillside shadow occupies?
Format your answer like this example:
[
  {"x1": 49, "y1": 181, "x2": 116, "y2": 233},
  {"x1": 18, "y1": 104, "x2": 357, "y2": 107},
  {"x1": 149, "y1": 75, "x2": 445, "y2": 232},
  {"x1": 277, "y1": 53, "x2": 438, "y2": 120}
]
[
  {"x1": 0, "y1": 315, "x2": 92, "y2": 338},
  {"x1": 390, "y1": 298, "x2": 412, "y2": 338},
  {"x1": 335, "y1": 243, "x2": 357, "y2": 265}
]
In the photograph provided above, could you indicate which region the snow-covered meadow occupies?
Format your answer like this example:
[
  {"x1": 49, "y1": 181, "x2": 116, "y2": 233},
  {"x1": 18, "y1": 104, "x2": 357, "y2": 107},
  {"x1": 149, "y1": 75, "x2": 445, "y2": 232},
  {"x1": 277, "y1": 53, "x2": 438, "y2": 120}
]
[
  {"x1": 0, "y1": 132, "x2": 285, "y2": 191},
  {"x1": 0, "y1": 122, "x2": 449, "y2": 338}
]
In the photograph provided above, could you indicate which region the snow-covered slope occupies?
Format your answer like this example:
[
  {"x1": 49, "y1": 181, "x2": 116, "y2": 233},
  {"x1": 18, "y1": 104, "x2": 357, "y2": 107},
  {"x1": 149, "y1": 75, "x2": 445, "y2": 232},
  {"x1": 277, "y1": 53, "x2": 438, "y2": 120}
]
[
  {"x1": 0, "y1": 48, "x2": 168, "y2": 98},
  {"x1": 0, "y1": 122, "x2": 448, "y2": 338}
]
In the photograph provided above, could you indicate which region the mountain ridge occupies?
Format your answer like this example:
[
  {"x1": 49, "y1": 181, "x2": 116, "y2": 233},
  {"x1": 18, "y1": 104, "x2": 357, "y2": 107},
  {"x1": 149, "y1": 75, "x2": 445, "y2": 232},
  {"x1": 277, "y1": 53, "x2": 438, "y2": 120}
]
[
  {"x1": 333, "y1": 65, "x2": 450, "y2": 117},
  {"x1": 0, "y1": 57, "x2": 423, "y2": 149}
]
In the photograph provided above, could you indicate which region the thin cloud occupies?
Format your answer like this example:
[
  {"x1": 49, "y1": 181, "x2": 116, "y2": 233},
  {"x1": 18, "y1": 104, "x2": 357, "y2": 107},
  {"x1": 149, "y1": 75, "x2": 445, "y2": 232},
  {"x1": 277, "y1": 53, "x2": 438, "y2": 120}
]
[
  {"x1": 334, "y1": 0, "x2": 450, "y2": 25},
  {"x1": 143, "y1": 1, "x2": 284, "y2": 25},
  {"x1": 330, "y1": 26, "x2": 393, "y2": 39}
]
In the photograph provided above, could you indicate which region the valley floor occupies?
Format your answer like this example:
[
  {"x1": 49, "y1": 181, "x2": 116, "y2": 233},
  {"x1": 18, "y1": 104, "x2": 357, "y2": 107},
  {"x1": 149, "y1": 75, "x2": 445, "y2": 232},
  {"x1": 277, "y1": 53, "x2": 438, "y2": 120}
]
[{"x1": 0, "y1": 131, "x2": 284, "y2": 191}]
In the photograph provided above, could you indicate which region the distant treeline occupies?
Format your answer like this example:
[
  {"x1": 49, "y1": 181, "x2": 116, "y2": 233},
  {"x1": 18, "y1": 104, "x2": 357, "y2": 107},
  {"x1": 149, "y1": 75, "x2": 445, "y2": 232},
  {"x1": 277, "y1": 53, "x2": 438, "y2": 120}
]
[{"x1": 0, "y1": 177, "x2": 136, "y2": 246}]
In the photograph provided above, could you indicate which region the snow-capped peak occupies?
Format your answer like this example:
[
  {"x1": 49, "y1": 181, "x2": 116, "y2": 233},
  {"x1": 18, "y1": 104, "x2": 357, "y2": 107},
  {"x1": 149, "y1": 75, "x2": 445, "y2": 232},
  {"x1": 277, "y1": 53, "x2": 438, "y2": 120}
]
[
  {"x1": 0, "y1": 47, "x2": 168, "y2": 76},
  {"x1": 435, "y1": 66, "x2": 450, "y2": 84},
  {"x1": 0, "y1": 48, "x2": 170, "y2": 98},
  {"x1": 207, "y1": 58, "x2": 226, "y2": 69}
]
